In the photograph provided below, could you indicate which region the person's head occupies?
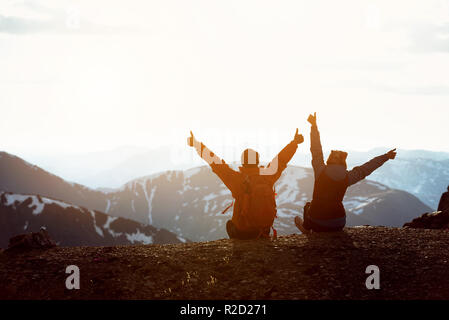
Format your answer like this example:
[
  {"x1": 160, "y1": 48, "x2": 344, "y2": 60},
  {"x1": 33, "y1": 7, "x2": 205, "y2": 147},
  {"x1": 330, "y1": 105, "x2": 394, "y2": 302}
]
[
  {"x1": 327, "y1": 150, "x2": 348, "y2": 169},
  {"x1": 447, "y1": 185, "x2": 449, "y2": 192},
  {"x1": 241, "y1": 148, "x2": 260, "y2": 167}
]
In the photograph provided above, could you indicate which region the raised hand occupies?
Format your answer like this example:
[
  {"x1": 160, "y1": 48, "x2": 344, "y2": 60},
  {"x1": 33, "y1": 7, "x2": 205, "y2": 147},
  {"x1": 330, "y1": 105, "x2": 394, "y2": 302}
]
[
  {"x1": 307, "y1": 112, "x2": 317, "y2": 126},
  {"x1": 293, "y1": 128, "x2": 304, "y2": 144},
  {"x1": 187, "y1": 131, "x2": 196, "y2": 147},
  {"x1": 386, "y1": 148, "x2": 397, "y2": 160}
]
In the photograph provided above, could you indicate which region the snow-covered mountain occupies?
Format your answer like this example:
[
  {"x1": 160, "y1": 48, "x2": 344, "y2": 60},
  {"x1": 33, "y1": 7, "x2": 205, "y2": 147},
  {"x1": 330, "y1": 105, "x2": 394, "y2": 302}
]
[
  {"x1": 0, "y1": 151, "x2": 111, "y2": 212},
  {"x1": 0, "y1": 151, "x2": 432, "y2": 242},
  {"x1": 358, "y1": 158, "x2": 449, "y2": 210},
  {"x1": 0, "y1": 191, "x2": 185, "y2": 248}
]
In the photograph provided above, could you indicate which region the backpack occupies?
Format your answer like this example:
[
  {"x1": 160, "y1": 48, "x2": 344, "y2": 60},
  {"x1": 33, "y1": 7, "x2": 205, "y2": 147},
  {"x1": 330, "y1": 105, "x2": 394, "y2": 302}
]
[{"x1": 229, "y1": 174, "x2": 278, "y2": 238}]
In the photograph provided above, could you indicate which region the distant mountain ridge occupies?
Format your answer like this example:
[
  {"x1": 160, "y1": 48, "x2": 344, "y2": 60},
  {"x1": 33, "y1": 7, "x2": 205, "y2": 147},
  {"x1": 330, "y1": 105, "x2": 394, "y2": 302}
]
[
  {"x1": 0, "y1": 151, "x2": 431, "y2": 242},
  {"x1": 18, "y1": 146, "x2": 449, "y2": 191}
]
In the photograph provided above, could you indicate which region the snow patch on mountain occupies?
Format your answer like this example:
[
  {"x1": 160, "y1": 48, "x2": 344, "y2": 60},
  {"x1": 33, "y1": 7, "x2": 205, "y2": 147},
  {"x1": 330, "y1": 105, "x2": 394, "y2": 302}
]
[
  {"x1": 184, "y1": 167, "x2": 201, "y2": 180},
  {"x1": 105, "y1": 199, "x2": 111, "y2": 213},
  {"x1": 125, "y1": 229, "x2": 153, "y2": 244},
  {"x1": 141, "y1": 183, "x2": 157, "y2": 225},
  {"x1": 103, "y1": 216, "x2": 118, "y2": 229},
  {"x1": 203, "y1": 193, "x2": 217, "y2": 201},
  {"x1": 365, "y1": 181, "x2": 388, "y2": 191},
  {"x1": 89, "y1": 210, "x2": 104, "y2": 237},
  {"x1": 3, "y1": 193, "x2": 80, "y2": 215},
  {"x1": 4, "y1": 193, "x2": 44, "y2": 215},
  {"x1": 344, "y1": 197, "x2": 379, "y2": 215}
]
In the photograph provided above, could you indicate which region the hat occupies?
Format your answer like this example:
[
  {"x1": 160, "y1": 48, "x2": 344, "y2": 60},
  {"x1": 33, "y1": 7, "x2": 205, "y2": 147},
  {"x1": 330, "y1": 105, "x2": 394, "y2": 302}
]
[{"x1": 241, "y1": 148, "x2": 260, "y2": 166}]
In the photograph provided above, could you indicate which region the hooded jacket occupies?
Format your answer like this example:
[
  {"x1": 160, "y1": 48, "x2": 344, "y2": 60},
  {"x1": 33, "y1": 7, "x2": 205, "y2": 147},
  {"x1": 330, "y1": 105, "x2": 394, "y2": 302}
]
[{"x1": 310, "y1": 124, "x2": 390, "y2": 226}]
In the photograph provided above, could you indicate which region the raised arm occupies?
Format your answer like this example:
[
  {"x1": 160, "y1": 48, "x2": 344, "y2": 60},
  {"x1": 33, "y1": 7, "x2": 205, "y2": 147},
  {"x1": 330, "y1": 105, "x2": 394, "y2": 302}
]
[
  {"x1": 262, "y1": 128, "x2": 303, "y2": 180},
  {"x1": 187, "y1": 131, "x2": 224, "y2": 165},
  {"x1": 187, "y1": 131, "x2": 238, "y2": 192},
  {"x1": 347, "y1": 149, "x2": 397, "y2": 186},
  {"x1": 308, "y1": 112, "x2": 325, "y2": 178}
]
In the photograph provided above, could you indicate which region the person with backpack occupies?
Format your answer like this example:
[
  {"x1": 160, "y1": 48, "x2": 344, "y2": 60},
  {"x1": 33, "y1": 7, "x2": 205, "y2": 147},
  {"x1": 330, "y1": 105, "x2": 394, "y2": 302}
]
[
  {"x1": 294, "y1": 112, "x2": 397, "y2": 234},
  {"x1": 188, "y1": 129, "x2": 304, "y2": 240}
]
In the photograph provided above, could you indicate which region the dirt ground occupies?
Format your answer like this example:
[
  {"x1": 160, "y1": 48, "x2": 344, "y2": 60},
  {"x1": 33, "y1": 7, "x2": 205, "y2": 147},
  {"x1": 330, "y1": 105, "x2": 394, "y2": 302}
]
[{"x1": 1, "y1": 226, "x2": 449, "y2": 300}]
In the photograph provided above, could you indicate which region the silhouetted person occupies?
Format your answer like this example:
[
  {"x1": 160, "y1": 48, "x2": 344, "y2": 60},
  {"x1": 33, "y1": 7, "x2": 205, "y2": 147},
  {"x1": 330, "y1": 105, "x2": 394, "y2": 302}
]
[
  {"x1": 294, "y1": 113, "x2": 397, "y2": 234},
  {"x1": 438, "y1": 186, "x2": 449, "y2": 212},
  {"x1": 188, "y1": 129, "x2": 304, "y2": 239}
]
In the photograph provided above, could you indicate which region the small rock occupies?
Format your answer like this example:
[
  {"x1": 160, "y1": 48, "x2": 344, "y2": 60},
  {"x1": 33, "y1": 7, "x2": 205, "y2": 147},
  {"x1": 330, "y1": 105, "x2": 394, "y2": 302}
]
[
  {"x1": 404, "y1": 209, "x2": 449, "y2": 229},
  {"x1": 6, "y1": 228, "x2": 56, "y2": 253}
]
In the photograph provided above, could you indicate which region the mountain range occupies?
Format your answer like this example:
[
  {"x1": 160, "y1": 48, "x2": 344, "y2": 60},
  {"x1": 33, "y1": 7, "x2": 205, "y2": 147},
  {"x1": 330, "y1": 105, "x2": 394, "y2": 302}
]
[
  {"x1": 0, "y1": 151, "x2": 431, "y2": 243},
  {"x1": 17, "y1": 146, "x2": 449, "y2": 209}
]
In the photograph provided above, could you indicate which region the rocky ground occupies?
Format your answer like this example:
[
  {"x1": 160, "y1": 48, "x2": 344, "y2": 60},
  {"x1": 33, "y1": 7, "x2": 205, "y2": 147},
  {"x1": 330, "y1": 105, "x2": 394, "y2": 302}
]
[{"x1": 1, "y1": 226, "x2": 449, "y2": 300}]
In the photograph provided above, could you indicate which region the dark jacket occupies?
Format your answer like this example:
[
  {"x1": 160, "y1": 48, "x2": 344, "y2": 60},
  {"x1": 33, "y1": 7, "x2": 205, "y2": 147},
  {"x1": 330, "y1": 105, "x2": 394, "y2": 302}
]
[{"x1": 310, "y1": 125, "x2": 390, "y2": 226}]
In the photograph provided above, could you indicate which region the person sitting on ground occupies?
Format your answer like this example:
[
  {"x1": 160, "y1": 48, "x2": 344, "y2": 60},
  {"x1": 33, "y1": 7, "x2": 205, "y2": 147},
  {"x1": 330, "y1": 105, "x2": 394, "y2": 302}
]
[
  {"x1": 294, "y1": 112, "x2": 397, "y2": 234},
  {"x1": 438, "y1": 186, "x2": 449, "y2": 212},
  {"x1": 188, "y1": 129, "x2": 304, "y2": 240}
]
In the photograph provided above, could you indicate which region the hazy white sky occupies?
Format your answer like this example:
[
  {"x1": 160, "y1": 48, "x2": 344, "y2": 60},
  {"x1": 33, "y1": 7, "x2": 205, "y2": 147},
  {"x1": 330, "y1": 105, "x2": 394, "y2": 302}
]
[{"x1": 1, "y1": 0, "x2": 449, "y2": 158}]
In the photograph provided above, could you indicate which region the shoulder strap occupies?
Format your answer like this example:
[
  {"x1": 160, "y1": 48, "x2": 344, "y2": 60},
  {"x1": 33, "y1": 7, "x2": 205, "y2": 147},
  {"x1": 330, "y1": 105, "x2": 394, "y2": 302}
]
[{"x1": 221, "y1": 200, "x2": 234, "y2": 214}]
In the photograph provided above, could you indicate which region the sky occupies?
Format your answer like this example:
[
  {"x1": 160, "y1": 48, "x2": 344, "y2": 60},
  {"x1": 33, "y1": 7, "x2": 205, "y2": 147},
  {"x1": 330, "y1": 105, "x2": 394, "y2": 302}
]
[{"x1": 1, "y1": 0, "x2": 449, "y2": 161}]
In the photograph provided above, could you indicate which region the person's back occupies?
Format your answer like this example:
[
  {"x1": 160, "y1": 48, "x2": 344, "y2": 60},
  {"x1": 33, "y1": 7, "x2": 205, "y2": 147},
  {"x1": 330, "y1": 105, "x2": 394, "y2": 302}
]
[
  {"x1": 188, "y1": 130, "x2": 304, "y2": 239},
  {"x1": 295, "y1": 113, "x2": 397, "y2": 233},
  {"x1": 225, "y1": 165, "x2": 277, "y2": 237},
  {"x1": 438, "y1": 187, "x2": 449, "y2": 212},
  {"x1": 311, "y1": 164, "x2": 349, "y2": 221}
]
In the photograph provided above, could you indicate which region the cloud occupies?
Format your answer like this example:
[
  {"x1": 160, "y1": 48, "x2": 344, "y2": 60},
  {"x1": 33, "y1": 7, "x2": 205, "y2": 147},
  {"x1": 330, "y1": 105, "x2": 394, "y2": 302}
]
[
  {"x1": 330, "y1": 77, "x2": 449, "y2": 96},
  {"x1": 0, "y1": 14, "x2": 58, "y2": 34},
  {"x1": 409, "y1": 23, "x2": 449, "y2": 53},
  {"x1": 0, "y1": 2, "x2": 141, "y2": 35},
  {"x1": 372, "y1": 83, "x2": 449, "y2": 95}
]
